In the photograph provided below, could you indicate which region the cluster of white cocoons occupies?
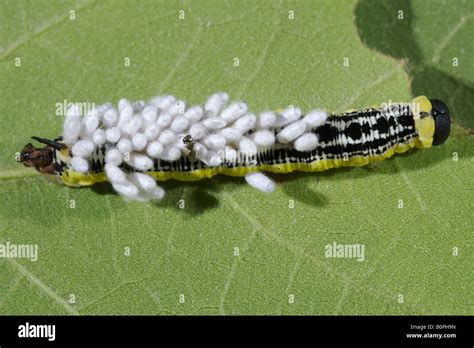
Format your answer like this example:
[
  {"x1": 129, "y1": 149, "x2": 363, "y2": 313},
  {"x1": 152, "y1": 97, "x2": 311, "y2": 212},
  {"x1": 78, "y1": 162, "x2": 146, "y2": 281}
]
[{"x1": 63, "y1": 92, "x2": 327, "y2": 201}]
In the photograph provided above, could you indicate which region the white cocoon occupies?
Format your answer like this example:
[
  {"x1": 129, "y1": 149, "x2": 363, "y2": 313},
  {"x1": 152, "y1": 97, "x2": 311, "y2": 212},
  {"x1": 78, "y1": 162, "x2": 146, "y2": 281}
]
[
  {"x1": 245, "y1": 172, "x2": 275, "y2": 193},
  {"x1": 70, "y1": 156, "x2": 89, "y2": 173},
  {"x1": 132, "y1": 133, "x2": 147, "y2": 151},
  {"x1": 256, "y1": 111, "x2": 276, "y2": 129},
  {"x1": 126, "y1": 153, "x2": 154, "y2": 171},
  {"x1": 203, "y1": 134, "x2": 226, "y2": 150},
  {"x1": 234, "y1": 113, "x2": 256, "y2": 133},
  {"x1": 224, "y1": 146, "x2": 237, "y2": 164},
  {"x1": 105, "y1": 127, "x2": 121, "y2": 143},
  {"x1": 158, "y1": 130, "x2": 176, "y2": 145},
  {"x1": 81, "y1": 115, "x2": 99, "y2": 136},
  {"x1": 103, "y1": 109, "x2": 118, "y2": 127},
  {"x1": 150, "y1": 95, "x2": 175, "y2": 110},
  {"x1": 238, "y1": 137, "x2": 257, "y2": 155},
  {"x1": 118, "y1": 104, "x2": 133, "y2": 125},
  {"x1": 118, "y1": 98, "x2": 132, "y2": 112},
  {"x1": 71, "y1": 139, "x2": 95, "y2": 157},
  {"x1": 160, "y1": 146, "x2": 181, "y2": 161},
  {"x1": 146, "y1": 141, "x2": 163, "y2": 158},
  {"x1": 112, "y1": 180, "x2": 139, "y2": 199},
  {"x1": 147, "y1": 187, "x2": 166, "y2": 200},
  {"x1": 302, "y1": 110, "x2": 327, "y2": 129},
  {"x1": 105, "y1": 148, "x2": 123, "y2": 166},
  {"x1": 220, "y1": 102, "x2": 248, "y2": 123},
  {"x1": 184, "y1": 105, "x2": 204, "y2": 122},
  {"x1": 170, "y1": 116, "x2": 189, "y2": 133},
  {"x1": 128, "y1": 172, "x2": 157, "y2": 191},
  {"x1": 202, "y1": 117, "x2": 227, "y2": 130},
  {"x1": 117, "y1": 138, "x2": 132, "y2": 154},
  {"x1": 92, "y1": 129, "x2": 106, "y2": 145},
  {"x1": 280, "y1": 107, "x2": 302, "y2": 123},
  {"x1": 144, "y1": 124, "x2": 161, "y2": 141},
  {"x1": 204, "y1": 92, "x2": 228, "y2": 117},
  {"x1": 294, "y1": 133, "x2": 319, "y2": 151},
  {"x1": 277, "y1": 120, "x2": 307, "y2": 143},
  {"x1": 189, "y1": 123, "x2": 206, "y2": 140},
  {"x1": 167, "y1": 100, "x2": 186, "y2": 116},
  {"x1": 121, "y1": 117, "x2": 142, "y2": 137},
  {"x1": 219, "y1": 127, "x2": 242, "y2": 143},
  {"x1": 156, "y1": 113, "x2": 173, "y2": 128},
  {"x1": 105, "y1": 163, "x2": 126, "y2": 183},
  {"x1": 206, "y1": 151, "x2": 222, "y2": 167},
  {"x1": 251, "y1": 130, "x2": 275, "y2": 146},
  {"x1": 141, "y1": 105, "x2": 158, "y2": 125},
  {"x1": 63, "y1": 114, "x2": 82, "y2": 145},
  {"x1": 193, "y1": 142, "x2": 207, "y2": 158}
]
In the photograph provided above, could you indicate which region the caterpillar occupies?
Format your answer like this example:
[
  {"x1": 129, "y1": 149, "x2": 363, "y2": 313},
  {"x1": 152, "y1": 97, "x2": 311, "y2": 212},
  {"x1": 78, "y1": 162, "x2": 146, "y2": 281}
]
[{"x1": 17, "y1": 93, "x2": 450, "y2": 201}]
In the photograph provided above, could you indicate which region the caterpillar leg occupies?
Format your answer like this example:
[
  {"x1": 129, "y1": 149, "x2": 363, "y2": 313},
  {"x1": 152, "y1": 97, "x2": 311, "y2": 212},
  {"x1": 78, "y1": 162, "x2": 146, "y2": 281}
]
[{"x1": 244, "y1": 172, "x2": 275, "y2": 193}]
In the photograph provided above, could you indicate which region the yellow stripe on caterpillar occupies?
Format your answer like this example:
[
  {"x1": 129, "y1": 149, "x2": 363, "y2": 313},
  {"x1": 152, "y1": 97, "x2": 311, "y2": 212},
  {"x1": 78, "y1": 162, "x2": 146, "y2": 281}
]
[{"x1": 412, "y1": 96, "x2": 435, "y2": 149}]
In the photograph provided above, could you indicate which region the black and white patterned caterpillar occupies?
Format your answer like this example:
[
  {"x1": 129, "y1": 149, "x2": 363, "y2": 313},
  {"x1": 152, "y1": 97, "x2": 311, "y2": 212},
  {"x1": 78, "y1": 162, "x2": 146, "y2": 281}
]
[{"x1": 18, "y1": 93, "x2": 450, "y2": 202}]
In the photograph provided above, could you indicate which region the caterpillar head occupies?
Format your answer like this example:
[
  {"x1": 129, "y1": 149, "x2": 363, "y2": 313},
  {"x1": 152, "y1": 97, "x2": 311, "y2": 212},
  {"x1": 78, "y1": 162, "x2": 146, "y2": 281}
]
[
  {"x1": 429, "y1": 99, "x2": 451, "y2": 146},
  {"x1": 17, "y1": 136, "x2": 66, "y2": 174}
]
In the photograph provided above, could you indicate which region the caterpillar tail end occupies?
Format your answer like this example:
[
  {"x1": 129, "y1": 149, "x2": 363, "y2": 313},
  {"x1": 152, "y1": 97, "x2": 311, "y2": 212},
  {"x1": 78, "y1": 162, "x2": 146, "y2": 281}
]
[{"x1": 429, "y1": 99, "x2": 450, "y2": 146}]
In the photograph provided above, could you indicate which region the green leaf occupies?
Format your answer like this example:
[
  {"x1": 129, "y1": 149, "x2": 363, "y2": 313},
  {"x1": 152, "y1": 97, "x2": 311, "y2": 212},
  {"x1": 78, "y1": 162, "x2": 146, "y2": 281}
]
[
  {"x1": 355, "y1": 0, "x2": 474, "y2": 129},
  {"x1": 0, "y1": 0, "x2": 472, "y2": 315}
]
